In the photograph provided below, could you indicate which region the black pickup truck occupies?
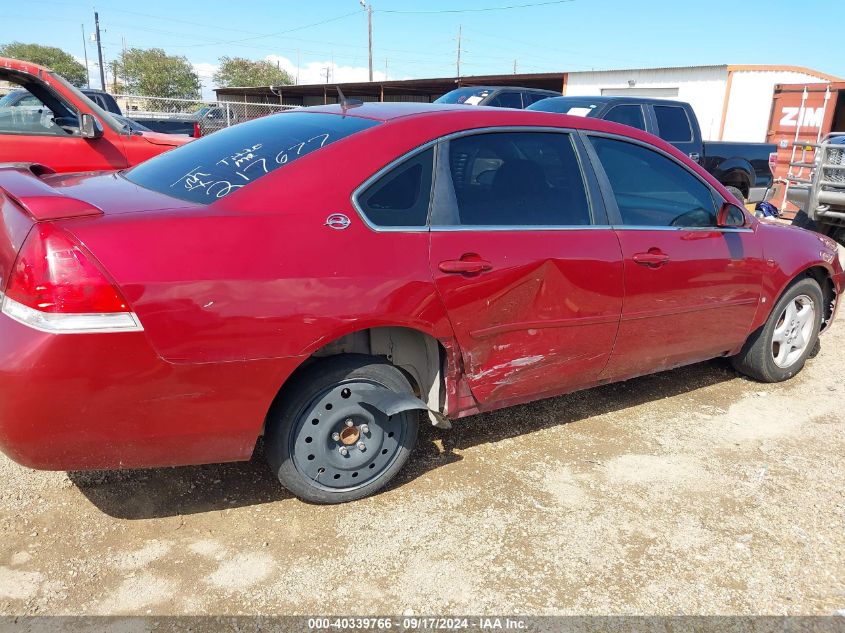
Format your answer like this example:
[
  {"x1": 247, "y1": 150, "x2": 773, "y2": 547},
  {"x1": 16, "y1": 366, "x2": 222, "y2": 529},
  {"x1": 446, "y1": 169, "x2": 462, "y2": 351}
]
[{"x1": 528, "y1": 96, "x2": 777, "y2": 203}]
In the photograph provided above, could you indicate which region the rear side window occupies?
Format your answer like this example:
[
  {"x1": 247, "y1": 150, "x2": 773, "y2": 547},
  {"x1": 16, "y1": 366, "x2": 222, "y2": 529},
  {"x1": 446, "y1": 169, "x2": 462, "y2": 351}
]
[
  {"x1": 357, "y1": 148, "x2": 434, "y2": 227},
  {"x1": 125, "y1": 112, "x2": 380, "y2": 203},
  {"x1": 604, "y1": 105, "x2": 646, "y2": 131},
  {"x1": 440, "y1": 131, "x2": 591, "y2": 226},
  {"x1": 591, "y1": 136, "x2": 717, "y2": 227},
  {"x1": 653, "y1": 105, "x2": 693, "y2": 142}
]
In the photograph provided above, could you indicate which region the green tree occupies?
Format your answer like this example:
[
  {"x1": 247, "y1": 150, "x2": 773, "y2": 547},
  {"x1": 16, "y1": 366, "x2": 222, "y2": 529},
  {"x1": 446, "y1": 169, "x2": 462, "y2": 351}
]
[
  {"x1": 0, "y1": 42, "x2": 87, "y2": 86},
  {"x1": 113, "y1": 48, "x2": 200, "y2": 99},
  {"x1": 213, "y1": 56, "x2": 293, "y2": 88}
]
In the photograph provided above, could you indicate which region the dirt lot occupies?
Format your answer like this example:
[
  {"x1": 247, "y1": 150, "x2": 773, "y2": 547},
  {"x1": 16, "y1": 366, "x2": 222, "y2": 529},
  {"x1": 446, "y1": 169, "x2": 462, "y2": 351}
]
[{"x1": 1, "y1": 326, "x2": 844, "y2": 617}]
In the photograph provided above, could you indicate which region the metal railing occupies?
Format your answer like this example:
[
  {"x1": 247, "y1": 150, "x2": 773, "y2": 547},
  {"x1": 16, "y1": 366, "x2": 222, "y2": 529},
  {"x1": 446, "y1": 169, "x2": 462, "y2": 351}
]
[
  {"x1": 785, "y1": 132, "x2": 845, "y2": 224},
  {"x1": 114, "y1": 94, "x2": 296, "y2": 136}
]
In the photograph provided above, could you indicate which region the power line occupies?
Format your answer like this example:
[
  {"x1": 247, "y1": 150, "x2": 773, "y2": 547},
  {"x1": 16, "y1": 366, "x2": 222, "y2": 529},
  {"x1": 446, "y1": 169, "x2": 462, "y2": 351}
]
[
  {"x1": 174, "y1": 11, "x2": 362, "y2": 48},
  {"x1": 379, "y1": 0, "x2": 574, "y2": 15}
]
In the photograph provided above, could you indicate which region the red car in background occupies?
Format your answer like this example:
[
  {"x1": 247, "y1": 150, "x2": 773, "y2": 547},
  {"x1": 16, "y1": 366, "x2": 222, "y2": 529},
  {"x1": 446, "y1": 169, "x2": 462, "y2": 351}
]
[
  {"x1": 0, "y1": 57, "x2": 188, "y2": 173},
  {"x1": 0, "y1": 103, "x2": 841, "y2": 504}
]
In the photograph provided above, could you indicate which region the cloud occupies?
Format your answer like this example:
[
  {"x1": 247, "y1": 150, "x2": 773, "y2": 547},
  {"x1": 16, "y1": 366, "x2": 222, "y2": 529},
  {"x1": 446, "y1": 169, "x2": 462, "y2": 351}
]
[
  {"x1": 265, "y1": 55, "x2": 386, "y2": 85},
  {"x1": 192, "y1": 62, "x2": 219, "y2": 100}
]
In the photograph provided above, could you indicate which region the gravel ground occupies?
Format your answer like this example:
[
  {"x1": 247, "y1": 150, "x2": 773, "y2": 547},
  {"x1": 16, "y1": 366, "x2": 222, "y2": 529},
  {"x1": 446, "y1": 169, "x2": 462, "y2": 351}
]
[{"x1": 1, "y1": 326, "x2": 844, "y2": 616}]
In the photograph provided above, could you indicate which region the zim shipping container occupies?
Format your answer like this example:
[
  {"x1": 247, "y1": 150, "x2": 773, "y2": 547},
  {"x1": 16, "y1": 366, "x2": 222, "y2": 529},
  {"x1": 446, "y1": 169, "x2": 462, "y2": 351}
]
[{"x1": 766, "y1": 82, "x2": 845, "y2": 216}]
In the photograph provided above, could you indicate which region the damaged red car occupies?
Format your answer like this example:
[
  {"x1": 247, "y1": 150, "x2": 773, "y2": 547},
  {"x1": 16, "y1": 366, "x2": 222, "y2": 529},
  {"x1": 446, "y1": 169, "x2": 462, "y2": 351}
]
[{"x1": 0, "y1": 103, "x2": 842, "y2": 503}]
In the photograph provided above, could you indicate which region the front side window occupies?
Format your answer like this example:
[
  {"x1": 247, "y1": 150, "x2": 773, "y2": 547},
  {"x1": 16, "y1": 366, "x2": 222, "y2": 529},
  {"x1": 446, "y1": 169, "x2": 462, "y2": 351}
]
[
  {"x1": 441, "y1": 132, "x2": 591, "y2": 226},
  {"x1": 0, "y1": 83, "x2": 76, "y2": 137},
  {"x1": 591, "y1": 136, "x2": 717, "y2": 227},
  {"x1": 125, "y1": 112, "x2": 380, "y2": 204},
  {"x1": 604, "y1": 105, "x2": 646, "y2": 131},
  {"x1": 357, "y1": 148, "x2": 433, "y2": 227},
  {"x1": 653, "y1": 105, "x2": 693, "y2": 142}
]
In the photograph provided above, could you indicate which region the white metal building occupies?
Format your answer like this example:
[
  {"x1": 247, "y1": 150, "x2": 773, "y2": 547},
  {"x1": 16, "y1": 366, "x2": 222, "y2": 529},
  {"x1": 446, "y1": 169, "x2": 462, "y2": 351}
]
[{"x1": 564, "y1": 64, "x2": 840, "y2": 142}]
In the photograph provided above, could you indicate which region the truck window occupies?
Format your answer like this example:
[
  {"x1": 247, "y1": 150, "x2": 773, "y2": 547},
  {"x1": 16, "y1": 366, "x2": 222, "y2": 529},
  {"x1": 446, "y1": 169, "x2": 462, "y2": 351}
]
[
  {"x1": 604, "y1": 105, "x2": 646, "y2": 131},
  {"x1": 0, "y1": 84, "x2": 76, "y2": 137},
  {"x1": 487, "y1": 91, "x2": 523, "y2": 109},
  {"x1": 654, "y1": 105, "x2": 693, "y2": 143}
]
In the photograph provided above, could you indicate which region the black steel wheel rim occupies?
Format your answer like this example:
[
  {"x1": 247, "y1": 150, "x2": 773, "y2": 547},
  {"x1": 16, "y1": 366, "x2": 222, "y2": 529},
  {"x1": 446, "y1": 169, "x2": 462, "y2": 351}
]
[{"x1": 288, "y1": 379, "x2": 409, "y2": 492}]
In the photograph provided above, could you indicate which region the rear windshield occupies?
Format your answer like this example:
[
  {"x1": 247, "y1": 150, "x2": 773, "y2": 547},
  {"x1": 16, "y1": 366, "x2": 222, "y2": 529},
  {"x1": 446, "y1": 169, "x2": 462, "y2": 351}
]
[
  {"x1": 527, "y1": 98, "x2": 600, "y2": 116},
  {"x1": 125, "y1": 111, "x2": 380, "y2": 203},
  {"x1": 435, "y1": 87, "x2": 493, "y2": 105}
]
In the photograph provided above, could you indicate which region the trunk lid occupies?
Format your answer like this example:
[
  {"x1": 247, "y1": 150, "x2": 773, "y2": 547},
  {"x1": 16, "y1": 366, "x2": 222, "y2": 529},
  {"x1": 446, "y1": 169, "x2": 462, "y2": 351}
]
[{"x1": 39, "y1": 170, "x2": 202, "y2": 216}]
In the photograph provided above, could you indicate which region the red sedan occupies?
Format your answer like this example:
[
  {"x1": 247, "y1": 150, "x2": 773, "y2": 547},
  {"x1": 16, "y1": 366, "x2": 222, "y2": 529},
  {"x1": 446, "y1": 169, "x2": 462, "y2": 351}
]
[{"x1": 0, "y1": 103, "x2": 841, "y2": 503}]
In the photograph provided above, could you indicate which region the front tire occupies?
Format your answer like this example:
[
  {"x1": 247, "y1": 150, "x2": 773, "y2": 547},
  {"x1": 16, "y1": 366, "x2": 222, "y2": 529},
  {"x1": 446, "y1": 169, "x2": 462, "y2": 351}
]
[
  {"x1": 265, "y1": 354, "x2": 419, "y2": 504},
  {"x1": 731, "y1": 277, "x2": 823, "y2": 382}
]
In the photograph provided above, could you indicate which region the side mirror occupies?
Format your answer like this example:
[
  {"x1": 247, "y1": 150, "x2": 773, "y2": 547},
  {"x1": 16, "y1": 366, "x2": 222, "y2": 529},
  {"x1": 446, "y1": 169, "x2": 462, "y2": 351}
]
[
  {"x1": 80, "y1": 113, "x2": 103, "y2": 139},
  {"x1": 716, "y1": 202, "x2": 747, "y2": 228}
]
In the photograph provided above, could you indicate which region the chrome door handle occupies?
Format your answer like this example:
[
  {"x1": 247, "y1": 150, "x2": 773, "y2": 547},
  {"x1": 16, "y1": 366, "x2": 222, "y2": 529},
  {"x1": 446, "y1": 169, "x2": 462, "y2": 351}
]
[
  {"x1": 438, "y1": 259, "x2": 493, "y2": 274},
  {"x1": 632, "y1": 251, "x2": 670, "y2": 267}
]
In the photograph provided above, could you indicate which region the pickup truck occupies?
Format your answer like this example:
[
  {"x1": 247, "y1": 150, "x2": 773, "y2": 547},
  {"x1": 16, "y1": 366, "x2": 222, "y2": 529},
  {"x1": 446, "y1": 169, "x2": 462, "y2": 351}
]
[
  {"x1": 528, "y1": 96, "x2": 777, "y2": 203},
  {"x1": 0, "y1": 57, "x2": 189, "y2": 173}
]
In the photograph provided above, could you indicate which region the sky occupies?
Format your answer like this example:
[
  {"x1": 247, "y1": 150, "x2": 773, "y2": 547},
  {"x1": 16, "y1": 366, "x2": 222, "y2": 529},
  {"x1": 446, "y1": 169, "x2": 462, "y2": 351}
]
[{"x1": 3, "y1": 0, "x2": 843, "y2": 99}]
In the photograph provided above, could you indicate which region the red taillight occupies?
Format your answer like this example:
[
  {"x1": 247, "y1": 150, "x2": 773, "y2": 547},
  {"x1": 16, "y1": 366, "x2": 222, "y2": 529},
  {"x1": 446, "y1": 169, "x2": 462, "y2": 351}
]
[
  {"x1": 768, "y1": 151, "x2": 778, "y2": 174},
  {"x1": 5, "y1": 223, "x2": 129, "y2": 314},
  {"x1": 193, "y1": 121, "x2": 202, "y2": 138}
]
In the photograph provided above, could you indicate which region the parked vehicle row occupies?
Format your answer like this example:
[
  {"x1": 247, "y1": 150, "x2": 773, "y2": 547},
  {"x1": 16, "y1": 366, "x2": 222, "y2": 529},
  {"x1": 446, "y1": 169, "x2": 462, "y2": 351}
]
[
  {"x1": 435, "y1": 85, "x2": 560, "y2": 109},
  {"x1": 0, "y1": 57, "x2": 189, "y2": 173},
  {"x1": 0, "y1": 102, "x2": 840, "y2": 504}
]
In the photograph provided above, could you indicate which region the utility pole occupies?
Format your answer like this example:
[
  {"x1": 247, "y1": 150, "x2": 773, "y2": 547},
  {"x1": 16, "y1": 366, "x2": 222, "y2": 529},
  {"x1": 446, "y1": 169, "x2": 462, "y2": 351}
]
[
  {"x1": 367, "y1": 4, "x2": 373, "y2": 82},
  {"x1": 94, "y1": 11, "x2": 105, "y2": 90},
  {"x1": 456, "y1": 25, "x2": 462, "y2": 78},
  {"x1": 360, "y1": 1, "x2": 373, "y2": 82},
  {"x1": 323, "y1": 67, "x2": 330, "y2": 84},
  {"x1": 81, "y1": 24, "x2": 90, "y2": 88},
  {"x1": 513, "y1": 59, "x2": 517, "y2": 74}
]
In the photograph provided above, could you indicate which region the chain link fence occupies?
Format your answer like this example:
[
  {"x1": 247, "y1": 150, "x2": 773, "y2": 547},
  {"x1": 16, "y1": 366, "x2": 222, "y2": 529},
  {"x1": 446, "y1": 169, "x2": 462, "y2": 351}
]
[{"x1": 114, "y1": 95, "x2": 296, "y2": 136}]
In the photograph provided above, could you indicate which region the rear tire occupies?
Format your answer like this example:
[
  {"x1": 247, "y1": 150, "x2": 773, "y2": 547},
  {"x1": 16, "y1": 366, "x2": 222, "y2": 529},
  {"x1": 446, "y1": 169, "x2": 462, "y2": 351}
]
[
  {"x1": 265, "y1": 354, "x2": 419, "y2": 504},
  {"x1": 731, "y1": 277, "x2": 823, "y2": 382},
  {"x1": 725, "y1": 186, "x2": 746, "y2": 205},
  {"x1": 791, "y1": 209, "x2": 819, "y2": 232}
]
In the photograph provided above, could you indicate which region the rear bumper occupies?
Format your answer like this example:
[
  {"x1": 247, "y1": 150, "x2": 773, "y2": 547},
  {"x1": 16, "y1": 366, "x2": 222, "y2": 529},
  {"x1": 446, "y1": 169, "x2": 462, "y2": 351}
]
[{"x1": 0, "y1": 313, "x2": 303, "y2": 470}]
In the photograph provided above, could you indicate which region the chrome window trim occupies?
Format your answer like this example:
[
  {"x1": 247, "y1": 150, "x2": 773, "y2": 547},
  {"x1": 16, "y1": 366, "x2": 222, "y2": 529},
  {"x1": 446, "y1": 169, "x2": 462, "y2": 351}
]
[
  {"x1": 612, "y1": 225, "x2": 753, "y2": 233},
  {"x1": 430, "y1": 224, "x2": 612, "y2": 232}
]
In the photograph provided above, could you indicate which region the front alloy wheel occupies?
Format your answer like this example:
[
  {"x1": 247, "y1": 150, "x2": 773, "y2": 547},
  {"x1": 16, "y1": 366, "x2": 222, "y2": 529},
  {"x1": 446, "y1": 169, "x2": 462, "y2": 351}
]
[
  {"x1": 771, "y1": 294, "x2": 815, "y2": 368},
  {"x1": 732, "y1": 277, "x2": 824, "y2": 382}
]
